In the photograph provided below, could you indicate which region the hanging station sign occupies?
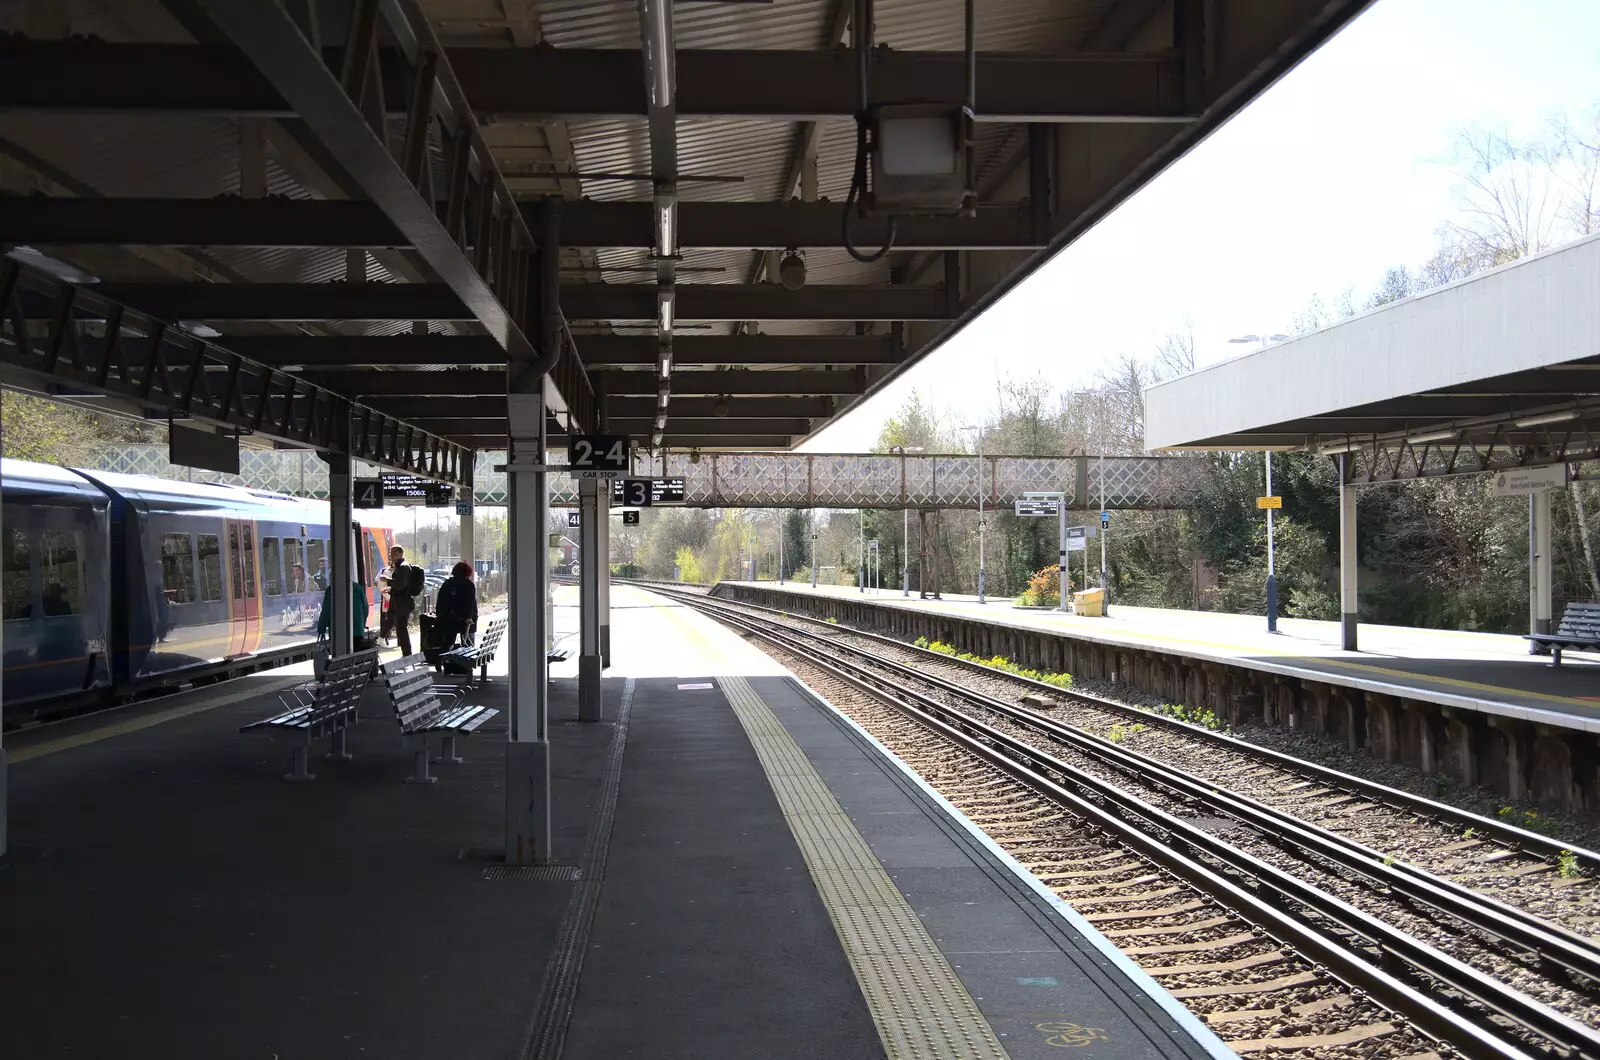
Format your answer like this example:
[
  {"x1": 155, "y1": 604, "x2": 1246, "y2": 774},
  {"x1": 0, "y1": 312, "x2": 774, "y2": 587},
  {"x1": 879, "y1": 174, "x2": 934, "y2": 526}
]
[{"x1": 381, "y1": 473, "x2": 453, "y2": 506}]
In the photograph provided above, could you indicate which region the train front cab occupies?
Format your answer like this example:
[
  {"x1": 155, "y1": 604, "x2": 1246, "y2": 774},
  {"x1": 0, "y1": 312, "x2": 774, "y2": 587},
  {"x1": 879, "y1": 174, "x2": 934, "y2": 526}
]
[{"x1": 0, "y1": 460, "x2": 113, "y2": 716}]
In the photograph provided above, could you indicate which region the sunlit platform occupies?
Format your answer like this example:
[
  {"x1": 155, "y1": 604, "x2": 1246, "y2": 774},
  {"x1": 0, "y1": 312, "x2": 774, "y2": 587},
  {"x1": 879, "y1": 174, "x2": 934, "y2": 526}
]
[{"x1": 0, "y1": 585, "x2": 1223, "y2": 1060}]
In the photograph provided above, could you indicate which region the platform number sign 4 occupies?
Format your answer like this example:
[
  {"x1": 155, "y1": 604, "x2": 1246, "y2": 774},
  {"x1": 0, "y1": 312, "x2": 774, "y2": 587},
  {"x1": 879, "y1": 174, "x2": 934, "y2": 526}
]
[
  {"x1": 354, "y1": 478, "x2": 383, "y2": 509},
  {"x1": 621, "y1": 479, "x2": 652, "y2": 508},
  {"x1": 567, "y1": 434, "x2": 629, "y2": 475}
]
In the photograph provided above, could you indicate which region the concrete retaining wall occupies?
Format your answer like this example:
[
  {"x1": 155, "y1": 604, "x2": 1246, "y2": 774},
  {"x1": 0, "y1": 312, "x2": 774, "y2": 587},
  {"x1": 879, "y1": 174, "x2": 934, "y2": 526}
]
[{"x1": 712, "y1": 582, "x2": 1600, "y2": 813}]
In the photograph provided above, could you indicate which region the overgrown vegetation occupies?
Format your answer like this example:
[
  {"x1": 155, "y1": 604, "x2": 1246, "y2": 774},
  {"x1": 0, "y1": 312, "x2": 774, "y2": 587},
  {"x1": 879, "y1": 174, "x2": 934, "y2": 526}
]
[
  {"x1": 1498, "y1": 805, "x2": 1561, "y2": 838},
  {"x1": 912, "y1": 636, "x2": 1073, "y2": 689}
]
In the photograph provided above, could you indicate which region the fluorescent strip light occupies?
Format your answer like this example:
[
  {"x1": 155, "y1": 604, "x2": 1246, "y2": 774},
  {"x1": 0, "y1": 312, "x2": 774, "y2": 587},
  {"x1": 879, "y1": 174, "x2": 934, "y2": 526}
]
[
  {"x1": 1404, "y1": 429, "x2": 1457, "y2": 445},
  {"x1": 660, "y1": 351, "x2": 673, "y2": 377},
  {"x1": 1513, "y1": 410, "x2": 1579, "y2": 428},
  {"x1": 1316, "y1": 440, "x2": 1361, "y2": 456},
  {"x1": 656, "y1": 201, "x2": 677, "y2": 258},
  {"x1": 655, "y1": 413, "x2": 667, "y2": 430},
  {"x1": 646, "y1": 0, "x2": 675, "y2": 107},
  {"x1": 656, "y1": 291, "x2": 674, "y2": 333}
]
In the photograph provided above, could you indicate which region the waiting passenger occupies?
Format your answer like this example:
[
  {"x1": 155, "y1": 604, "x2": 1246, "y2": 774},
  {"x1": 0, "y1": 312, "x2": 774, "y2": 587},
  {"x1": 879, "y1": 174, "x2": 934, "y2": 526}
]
[
  {"x1": 314, "y1": 577, "x2": 369, "y2": 648},
  {"x1": 433, "y1": 561, "x2": 478, "y2": 650},
  {"x1": 378, "y1": 545, "x2": 420, "y2": 655},
  {"x1": 41, "y1": 581, "x2": 72, "y2": 617}
]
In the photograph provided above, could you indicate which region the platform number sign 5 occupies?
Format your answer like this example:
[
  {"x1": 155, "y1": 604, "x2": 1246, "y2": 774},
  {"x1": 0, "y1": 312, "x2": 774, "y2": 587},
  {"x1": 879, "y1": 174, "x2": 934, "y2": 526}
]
[
  {"x1": 567, "y1": 434, "x2": 629, "y2": 473},
  {"x1": 621, "y1": 479, "x2": 652, "y2": 508},
  {"x1": 353, "y1": 479, "x2": 383, "y2": 509},
  {"x1": 623, "y1": 510, "x2": 641, "y2": 526}
]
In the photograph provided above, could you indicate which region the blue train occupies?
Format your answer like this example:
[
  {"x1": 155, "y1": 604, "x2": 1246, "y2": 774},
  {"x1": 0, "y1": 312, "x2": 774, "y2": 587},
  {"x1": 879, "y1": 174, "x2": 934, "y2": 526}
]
[{"x1": 2, "y1": 458, "x2": 401, "y2": 723}]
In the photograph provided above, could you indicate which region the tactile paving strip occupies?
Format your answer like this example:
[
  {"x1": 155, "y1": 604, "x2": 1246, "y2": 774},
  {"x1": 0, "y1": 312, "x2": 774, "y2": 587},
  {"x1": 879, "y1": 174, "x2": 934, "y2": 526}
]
[{"x1": 720, "y1": 676, "x2": 1010, "y2": 1060}]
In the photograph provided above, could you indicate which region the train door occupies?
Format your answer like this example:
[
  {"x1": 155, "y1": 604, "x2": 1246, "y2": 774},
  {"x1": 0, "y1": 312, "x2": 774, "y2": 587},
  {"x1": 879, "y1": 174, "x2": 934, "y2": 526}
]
[{"x1": 224, "y1": 520, "x2": 262, "y2": 656}]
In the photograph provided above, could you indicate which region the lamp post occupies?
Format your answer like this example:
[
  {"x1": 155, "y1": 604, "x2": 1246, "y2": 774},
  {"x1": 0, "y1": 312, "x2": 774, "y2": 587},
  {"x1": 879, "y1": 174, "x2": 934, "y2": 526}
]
[
  {"x1": 889, "y1": 445, "x2": 924, "y2": 596},
  {"x1": 960, "y1": 425, "x2": 989, "y2": 603},
  {"x1": 1229, "y1": 332, "x2": 1291, "y2": 632},
  {"x1": 859, "y1": 509, "x2": 866, "y2": 593}
]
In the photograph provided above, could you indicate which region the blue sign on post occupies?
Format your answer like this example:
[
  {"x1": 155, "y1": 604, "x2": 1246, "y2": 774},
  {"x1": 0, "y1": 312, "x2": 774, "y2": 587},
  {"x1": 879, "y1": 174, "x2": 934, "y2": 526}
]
[
  {"x1": 455, "y1": 499, "x2": 473, "y2": 516},
  {"x1": 1100, "y1": 510, "x2": 1110, "y2": 528}
]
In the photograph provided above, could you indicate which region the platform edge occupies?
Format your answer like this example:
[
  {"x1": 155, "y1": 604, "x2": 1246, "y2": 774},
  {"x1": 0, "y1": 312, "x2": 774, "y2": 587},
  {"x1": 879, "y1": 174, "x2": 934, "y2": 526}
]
[{"x1": 780, "y1": 675, "x2": 1240, "y2": 1060}]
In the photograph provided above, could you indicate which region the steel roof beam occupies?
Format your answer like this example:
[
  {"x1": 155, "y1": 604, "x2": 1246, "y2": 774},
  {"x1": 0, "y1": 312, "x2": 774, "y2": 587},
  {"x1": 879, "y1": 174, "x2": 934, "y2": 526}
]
[
  {"x1": 581, "y1": 334, "x2": 897, "y2": 366},
  {"x1": 81, "y1": 282, "x2": 948, "y2": 323},
  {"x1": 557, "y1": 201, "x2": 1043, "y2": 251},
  {"x1": 292, "y1": 369, "x2": 862, "y2": 398},
  {"x1": 0, "y1": 197, "x2": 1044, "y2": 252},
  {"x1": 563, "y1": 284, "x2": 949, "y2": 322},
  {"x1": 412, "y1": 416, "x2": 812, "y2": 436},
  {"x1": 591, "y1": 371, "x2": 863, "y2": 396},
  {"x1": 610, "y1": 396, "x2": 833, "y2": 419},
  {"x1": 196, "y1": 1, "x2": 536, "y2": 359},
  {"x1": 0, "y1": 41, "x2": 1185, "y2": 122}
]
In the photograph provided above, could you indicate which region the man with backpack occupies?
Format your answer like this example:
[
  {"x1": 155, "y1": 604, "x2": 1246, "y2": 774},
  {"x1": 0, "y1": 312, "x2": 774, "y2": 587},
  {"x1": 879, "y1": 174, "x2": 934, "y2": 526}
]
[{"x1": 379, "y1": 544, "x2": 423, "y2": 655}]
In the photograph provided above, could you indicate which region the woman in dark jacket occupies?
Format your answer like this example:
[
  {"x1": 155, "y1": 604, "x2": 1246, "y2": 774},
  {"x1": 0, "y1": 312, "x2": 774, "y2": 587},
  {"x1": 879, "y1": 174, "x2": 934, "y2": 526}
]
[{"x1": 433, "y1": 562, "x2": 478, "y2": 649}]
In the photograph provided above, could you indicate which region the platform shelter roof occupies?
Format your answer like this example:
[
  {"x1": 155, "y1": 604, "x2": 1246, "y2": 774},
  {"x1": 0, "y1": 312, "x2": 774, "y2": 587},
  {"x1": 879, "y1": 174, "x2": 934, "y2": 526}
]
[
  {"x1": 1145, "y1": 233, "x2": 1600, "y2": 483},
  {"x1": 1, "y1": 0, "x2": 1367, "y2": 462}
]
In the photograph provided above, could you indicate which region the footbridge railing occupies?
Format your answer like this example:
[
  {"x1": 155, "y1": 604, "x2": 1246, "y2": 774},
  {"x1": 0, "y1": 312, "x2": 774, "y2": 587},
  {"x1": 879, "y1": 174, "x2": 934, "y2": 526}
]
[{"x1": 88, "y1": 447, "x2": 1207, "y2": 510}]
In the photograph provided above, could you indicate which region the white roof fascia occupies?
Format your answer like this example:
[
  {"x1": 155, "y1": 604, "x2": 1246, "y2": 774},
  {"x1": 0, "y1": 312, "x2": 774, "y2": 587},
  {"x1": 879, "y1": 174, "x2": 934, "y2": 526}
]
[{"x1": 1145, "y1": 231, "x2": 1600, "y2": 451}]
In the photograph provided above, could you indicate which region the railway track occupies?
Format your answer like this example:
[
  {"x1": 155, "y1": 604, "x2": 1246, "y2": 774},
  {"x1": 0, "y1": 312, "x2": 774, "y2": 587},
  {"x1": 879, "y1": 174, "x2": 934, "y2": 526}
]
[{"x1": 642, "y1": 584, "x2": 1600, "y2": 1060}]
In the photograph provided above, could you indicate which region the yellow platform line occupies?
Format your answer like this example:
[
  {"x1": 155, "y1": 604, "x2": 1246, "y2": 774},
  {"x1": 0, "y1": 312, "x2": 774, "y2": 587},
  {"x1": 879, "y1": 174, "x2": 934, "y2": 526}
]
[
  {"x1": 720, "y1": 675, "x2": 1010, "y2": 1060},
  {"x1": 9, "y1": 675, "x2": 304, "y2": 764}
]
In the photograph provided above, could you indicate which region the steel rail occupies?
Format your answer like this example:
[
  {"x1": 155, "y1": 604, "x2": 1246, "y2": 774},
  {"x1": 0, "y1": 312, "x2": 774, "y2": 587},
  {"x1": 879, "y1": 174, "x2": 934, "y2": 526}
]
[
  {"x1": 639, "y1": 582, "x2": 1600, "y2": 873},
  {"x1": 697, "y1": 606, "x2": 1537, "y2": 1060},
  {"x1": 664, "y1": 587, "x2": 1600, "y2": 981},
  {"x1": 659, "y1": 591, "x2": 1600, "y2": 1060}
]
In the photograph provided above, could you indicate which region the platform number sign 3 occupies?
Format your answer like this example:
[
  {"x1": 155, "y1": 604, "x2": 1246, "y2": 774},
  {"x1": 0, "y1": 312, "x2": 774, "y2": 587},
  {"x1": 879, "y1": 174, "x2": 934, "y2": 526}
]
[
  {"x1": 621, "y1": 479, "x2": 652, "y2": 508},
  {"x1": 567, "y1": 434, "x2": 629, "y2": 473},
  {"x1": 354, "y1": 478, "x2": 383, "y2": 509}
]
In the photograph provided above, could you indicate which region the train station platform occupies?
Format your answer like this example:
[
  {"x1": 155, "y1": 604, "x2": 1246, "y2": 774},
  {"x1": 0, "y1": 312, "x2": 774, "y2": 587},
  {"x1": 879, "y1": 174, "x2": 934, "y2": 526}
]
[
  {"x1": 713, "y1": 581, "x2": 1600, "y2": 809},
  {"x1": 0, "y1": 584, "x2": 1226, "y2": 1060}
]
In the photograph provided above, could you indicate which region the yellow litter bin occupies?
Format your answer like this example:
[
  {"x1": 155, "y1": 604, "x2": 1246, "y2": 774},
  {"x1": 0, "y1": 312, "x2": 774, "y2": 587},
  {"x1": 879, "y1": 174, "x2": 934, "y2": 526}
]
[{"x1": 1072, "y1": 588, "x2": 1105, "y2": 617}]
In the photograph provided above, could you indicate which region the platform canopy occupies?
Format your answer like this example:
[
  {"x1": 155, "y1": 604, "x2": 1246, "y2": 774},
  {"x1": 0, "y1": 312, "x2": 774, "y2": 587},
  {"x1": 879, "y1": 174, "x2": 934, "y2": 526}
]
[
  {"x1": 0, "y1": 0, "x2": 1369, "y2": 457},
  {"x1": 1145, "y1": 233, "x2": 1600, "y2": 483}
]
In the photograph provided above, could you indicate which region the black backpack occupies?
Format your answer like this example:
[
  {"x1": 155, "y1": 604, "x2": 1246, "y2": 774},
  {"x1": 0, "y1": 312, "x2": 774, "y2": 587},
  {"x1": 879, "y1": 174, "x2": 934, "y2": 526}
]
[
  {"x1": 436, "y1": 578, "x2": 468, "y2": 622},
  {"x1": 401, "y1": 563, "x2": 425, "y2": 597}
]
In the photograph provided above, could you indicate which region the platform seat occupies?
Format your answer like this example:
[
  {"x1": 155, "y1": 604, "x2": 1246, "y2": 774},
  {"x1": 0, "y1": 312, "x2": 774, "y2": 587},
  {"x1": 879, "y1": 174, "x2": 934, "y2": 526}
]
[
  {"x1": 438, "y1": 613, "x2": 507, "y2": 684},
  {"x1": 379, "y1": 654, "x2": 500, "y2": 784},
  {"x1": 1526, "y1": 602, "x2": 1600, "y2": 667},
  {"x1": 241, "y1": 648, "x2": 378, "y2": 781}
]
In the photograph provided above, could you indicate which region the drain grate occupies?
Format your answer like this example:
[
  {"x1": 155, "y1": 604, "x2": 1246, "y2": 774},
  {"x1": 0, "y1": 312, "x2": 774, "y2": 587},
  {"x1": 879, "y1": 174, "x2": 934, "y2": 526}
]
[{"x1": 482, "y1": 864, "x2": 582, "y2": 882}]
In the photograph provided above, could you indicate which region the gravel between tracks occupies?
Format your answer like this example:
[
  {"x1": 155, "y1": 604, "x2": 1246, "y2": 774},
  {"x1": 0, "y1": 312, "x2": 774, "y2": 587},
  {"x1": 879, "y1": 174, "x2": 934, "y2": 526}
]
[{"x1": 758, "y1": 638, "x2": 1443, "y2": 1060}]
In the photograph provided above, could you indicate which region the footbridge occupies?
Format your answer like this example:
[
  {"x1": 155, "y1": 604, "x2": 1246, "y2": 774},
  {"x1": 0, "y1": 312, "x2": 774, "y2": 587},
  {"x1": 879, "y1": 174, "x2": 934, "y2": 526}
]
[{"x1": 92, "y1": 445, "x2": 1206, "y2": 509}]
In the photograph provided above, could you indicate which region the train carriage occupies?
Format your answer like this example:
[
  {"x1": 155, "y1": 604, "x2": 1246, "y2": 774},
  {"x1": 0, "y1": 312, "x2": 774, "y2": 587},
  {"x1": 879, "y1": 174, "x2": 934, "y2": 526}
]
[{"x1": 2, "y1": 458, "x2": 400, "y2": 722}]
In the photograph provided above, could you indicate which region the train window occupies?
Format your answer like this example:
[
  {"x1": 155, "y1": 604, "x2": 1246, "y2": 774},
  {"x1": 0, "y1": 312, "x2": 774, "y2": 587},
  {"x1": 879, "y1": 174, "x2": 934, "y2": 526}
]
[
  {"x1": 365, "y1": 533, "x2": 383, "y2": 587},
  {"x1": 197, "y1": 535, "x2": 223, "y2": 602},
  {"x1": 160, "y1": 534, "x2": 198, "y2": 604},
  {"x1": 240, "y1": 532, "x2": 257, "y2": 599},
  {"x1": 284, "y1": 538, "x2": 306, "y2": 593},
  {"x1": 40, "y1": 530, "x2": 85, "y2": 616},
  {"x1": 3, "y1": 528, "x2": 29, "y2": 621},
  {"x1": 306, "y1": 539, "x2": 327, "y2": 589},
  {"x1": 261, "y1": 537, "x2": 281, "y2": 596}
]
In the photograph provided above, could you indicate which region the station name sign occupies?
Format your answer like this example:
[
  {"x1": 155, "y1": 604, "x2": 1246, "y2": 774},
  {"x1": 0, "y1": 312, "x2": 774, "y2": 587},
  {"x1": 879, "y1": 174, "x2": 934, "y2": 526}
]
[{"x1": 1491, "y1": 465, "x2": 1569, "y2": 496}]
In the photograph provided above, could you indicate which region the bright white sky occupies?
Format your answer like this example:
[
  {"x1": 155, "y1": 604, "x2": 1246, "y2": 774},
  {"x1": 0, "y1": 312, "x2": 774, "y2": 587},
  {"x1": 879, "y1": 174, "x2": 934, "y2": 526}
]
[{"x1": 801, "y1": 0, "x2": 1600, "y2": 452}]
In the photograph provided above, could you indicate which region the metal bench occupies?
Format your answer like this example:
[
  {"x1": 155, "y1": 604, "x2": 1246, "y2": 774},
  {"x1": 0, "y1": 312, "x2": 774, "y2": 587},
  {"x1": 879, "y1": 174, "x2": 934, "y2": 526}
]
[
  {"x1": 241, "y1": 648, "x2": 378, "y2": 781},
  {"x1": 438, "y1": 613, "x2": 507, "y2": 684},
  {"x1": 1526, "y1": 602, "x2": 1600, "y2": 667},
  {"x1": 379, "y1": 653, "x2": 500, "y2": 784}
]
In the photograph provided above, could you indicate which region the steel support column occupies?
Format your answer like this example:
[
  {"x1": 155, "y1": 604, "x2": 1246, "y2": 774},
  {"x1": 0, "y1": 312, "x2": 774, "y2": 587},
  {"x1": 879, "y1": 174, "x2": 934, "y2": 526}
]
[
  {"x1": 599, "y1": 495, "x2": 611, "y2": 667},
  {"x1": 1339, "y1": 458, "x2": 1358, "y2": 651},
  {"x1": 505, "y1": 381, "x2": 551, "y2": 864},
  {"x1": 1531, "y1": 490, "x2": 1554, "y2": 640},
  {"x1": 458, "y1": 458, "x2": 475, "y2": 567},
  {"x1": 1, "y1": 449, "x2": 7, "y2": 857},
  {"x1": 578, "y1": 478, "x2": 603, "y2": 721},
  {"x1": 328, "y1": 449, "x2": 354, "y2": 657}
]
